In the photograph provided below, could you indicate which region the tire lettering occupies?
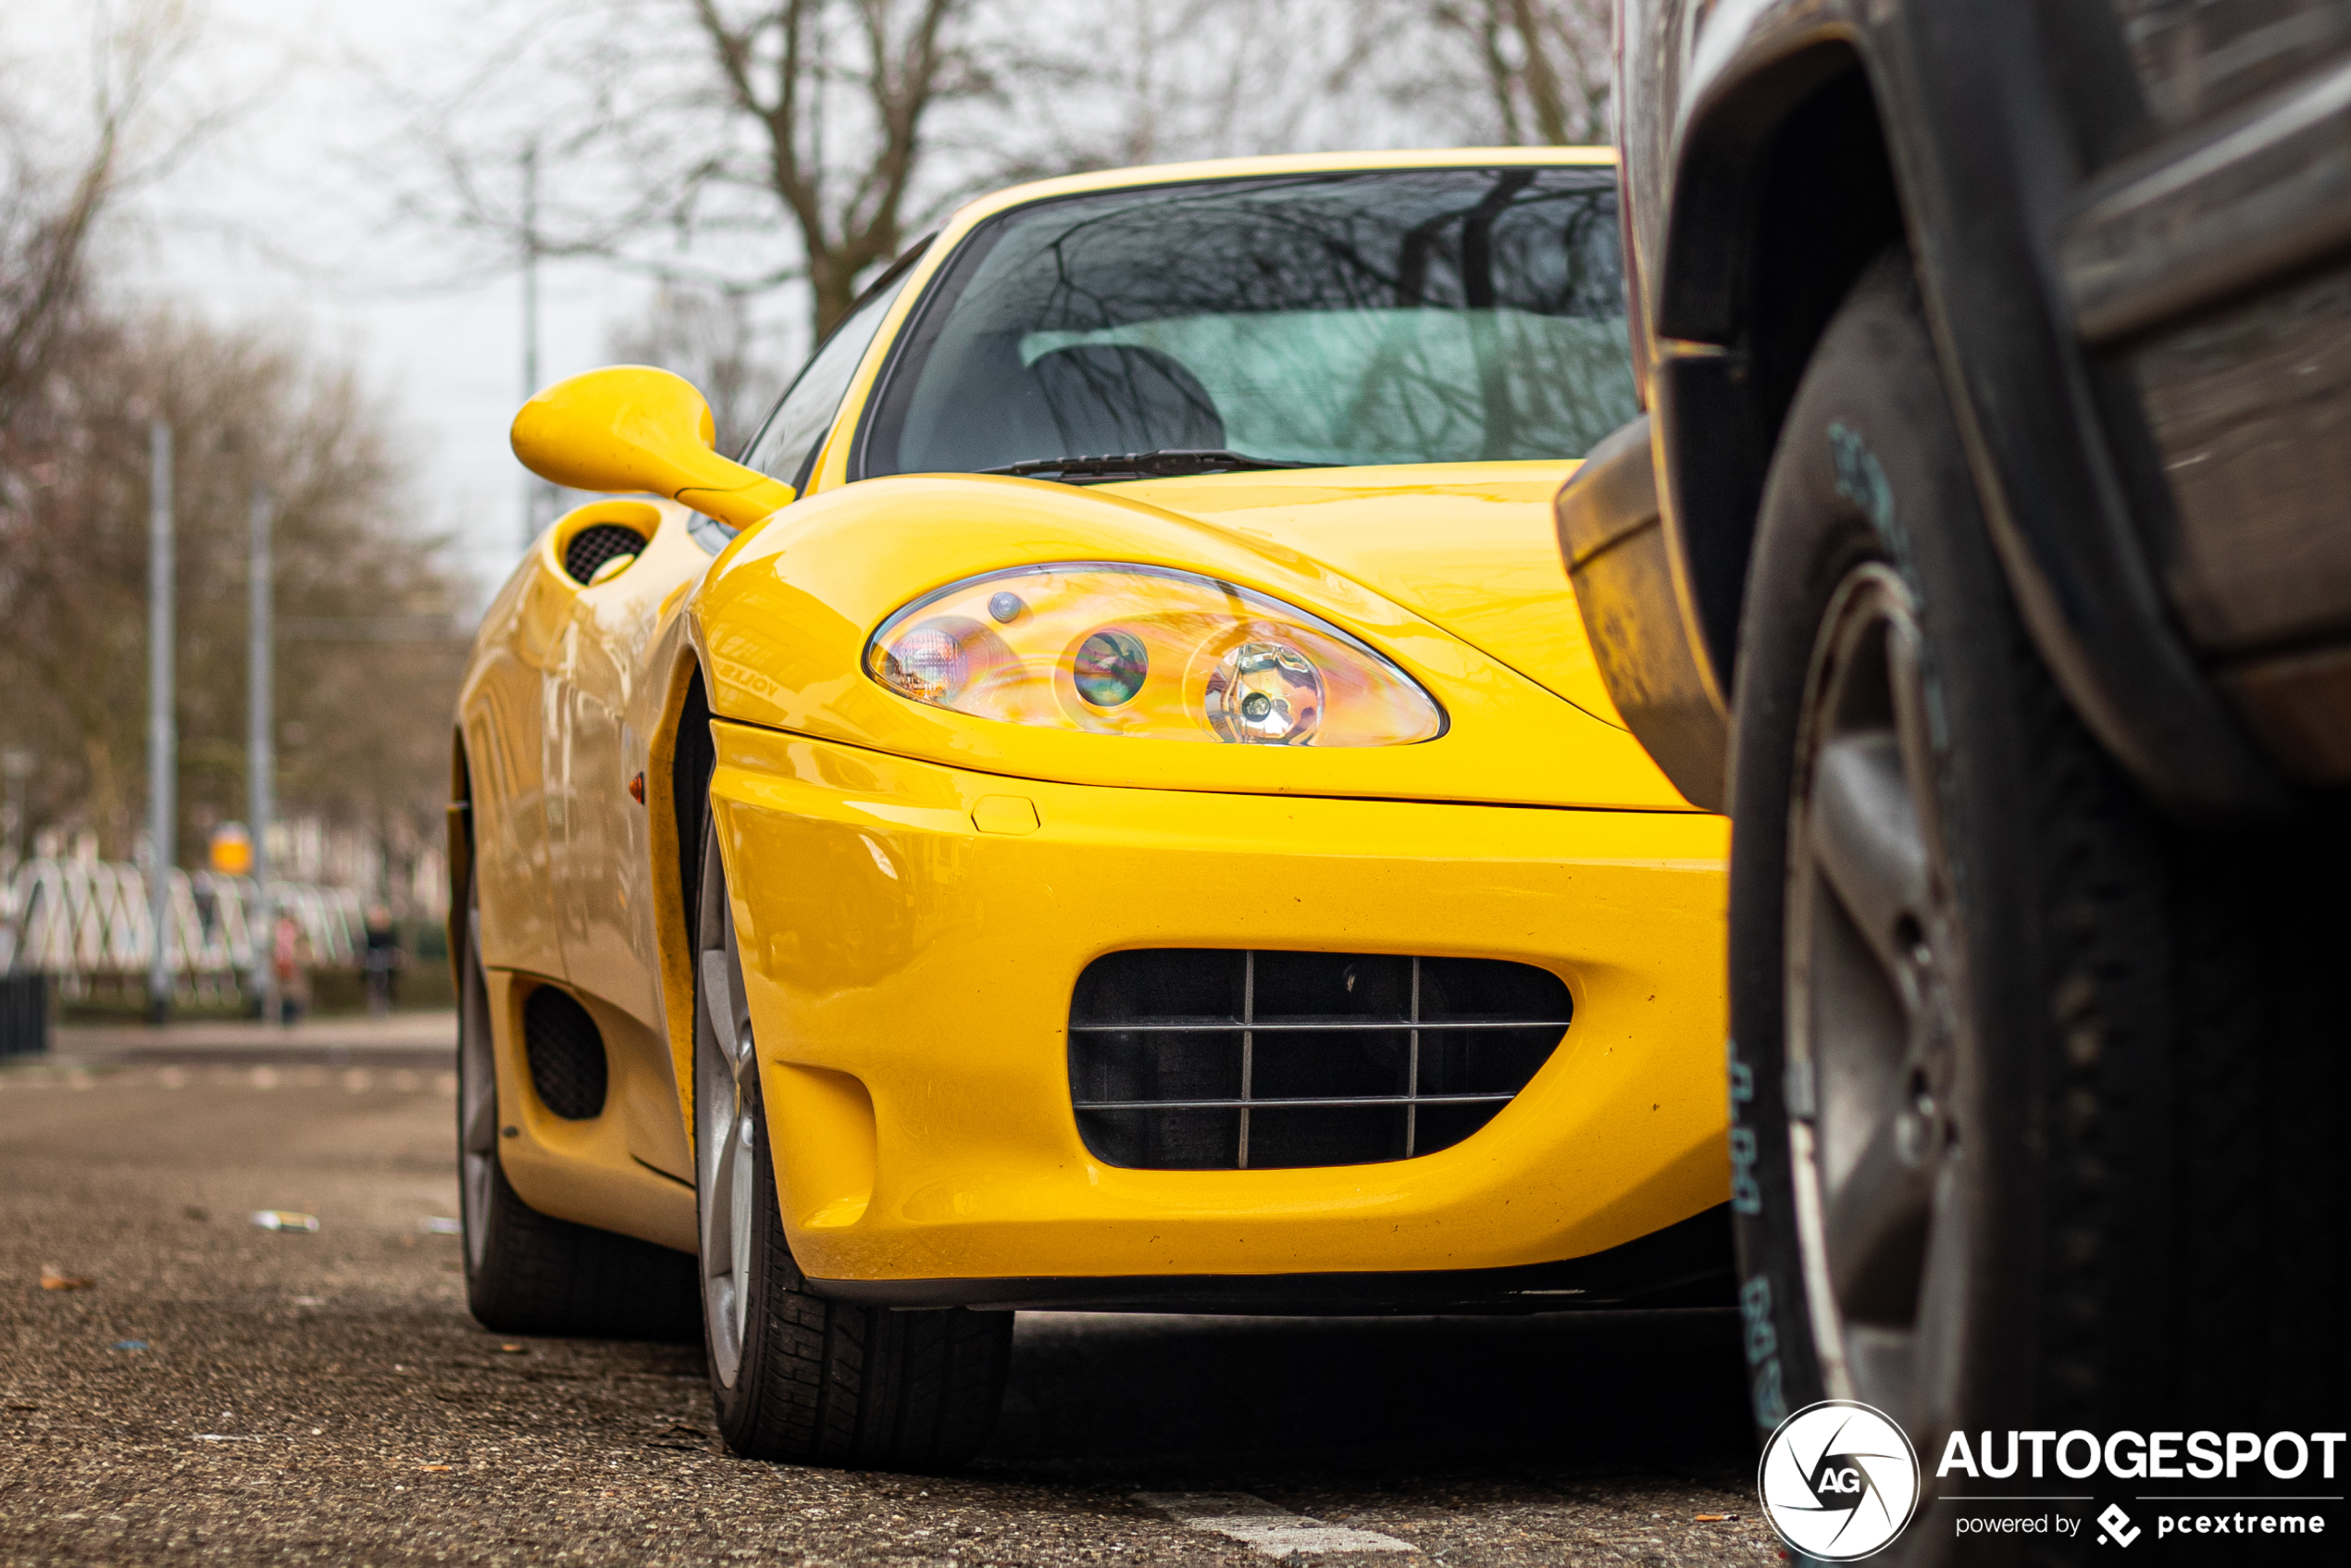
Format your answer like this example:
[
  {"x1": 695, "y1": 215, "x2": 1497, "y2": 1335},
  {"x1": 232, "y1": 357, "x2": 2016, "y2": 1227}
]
[{"x1": 1741, "y1": 1275, "x2": 1787, "y2": 1428}]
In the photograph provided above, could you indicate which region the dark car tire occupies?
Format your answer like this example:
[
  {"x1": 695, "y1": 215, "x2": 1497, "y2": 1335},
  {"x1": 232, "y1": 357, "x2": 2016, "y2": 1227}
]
[
  {"x1": 691, "y1": 811, "x2": 1012, "y2": 1470},
  {"x1": 1727, "y1": 254, "x2": 2348, "y2": 1542},
  {"x1": 457, "y1": 869, "x2": 700, "y2": 1340}
]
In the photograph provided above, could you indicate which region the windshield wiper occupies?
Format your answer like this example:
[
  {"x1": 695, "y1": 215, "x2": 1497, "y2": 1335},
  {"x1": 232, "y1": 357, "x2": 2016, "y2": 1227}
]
[{"x1": 978, "y1": 449, "x2": 1326, "y2": 482}]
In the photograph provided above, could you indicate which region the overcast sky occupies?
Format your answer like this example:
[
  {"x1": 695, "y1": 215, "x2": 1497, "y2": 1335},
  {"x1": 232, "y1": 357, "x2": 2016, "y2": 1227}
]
[{"x1": 35, "y1": 0, "x2": 678, "y2": 594}]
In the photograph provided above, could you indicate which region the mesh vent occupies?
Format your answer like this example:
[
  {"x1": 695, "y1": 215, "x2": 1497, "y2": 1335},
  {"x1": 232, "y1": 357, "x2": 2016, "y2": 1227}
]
[
  {"x1": 562, "y1": 523, "x2": 647, "y2": 585},
  {"x1": 523, "y1": 985, "x2": 607, "y2": 1120},
  {"x1": 1069, "y1": 950, "x2": 1572, "y2": 1170}
]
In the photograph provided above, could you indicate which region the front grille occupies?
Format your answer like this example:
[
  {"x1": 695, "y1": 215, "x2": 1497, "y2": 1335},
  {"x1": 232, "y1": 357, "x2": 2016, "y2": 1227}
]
[
  {"x1": 523, "y1": 985, "x2": 608, "y2": 1119},
  {"x1": 1069, "y1": 950, "x2": 1572, "y2": 1170}
]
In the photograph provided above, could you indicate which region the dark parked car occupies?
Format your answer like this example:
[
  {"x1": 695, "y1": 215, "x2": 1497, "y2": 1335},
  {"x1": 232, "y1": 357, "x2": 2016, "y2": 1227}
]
[{"x1": 1561, "y1": 0, "x2": 2348, "y2": 1500}]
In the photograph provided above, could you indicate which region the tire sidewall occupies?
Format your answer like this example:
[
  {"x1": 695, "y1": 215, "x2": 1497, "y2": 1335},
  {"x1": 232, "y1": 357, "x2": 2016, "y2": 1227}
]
[
  {"x1": 697, "y1": 1024, "x2": 787, "y2": 1444},
  {"x1": 1728, "y1": 256, "x2": 2046, "y2": 1476},
  {"x1": 457, "y1": 872, "x2": 499, "y2": 1294},
  {"x1": 691, "y1": 816, "x2": 794, "y2": 1449}
]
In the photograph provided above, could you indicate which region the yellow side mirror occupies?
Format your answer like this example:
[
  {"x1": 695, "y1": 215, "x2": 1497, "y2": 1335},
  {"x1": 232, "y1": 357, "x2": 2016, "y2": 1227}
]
[{"x1": 509, "y1": 367, "x2": 796, "y2": 531}]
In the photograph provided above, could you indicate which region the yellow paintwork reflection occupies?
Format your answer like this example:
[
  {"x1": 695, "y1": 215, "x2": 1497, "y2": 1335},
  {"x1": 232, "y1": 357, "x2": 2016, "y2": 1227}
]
[
  {"x1": 1113, "y1": 463, "x2": 1632, "y2": 729},
  {"x1": 454, "y1": 145, "x2": 1732, "y2": 1285}
]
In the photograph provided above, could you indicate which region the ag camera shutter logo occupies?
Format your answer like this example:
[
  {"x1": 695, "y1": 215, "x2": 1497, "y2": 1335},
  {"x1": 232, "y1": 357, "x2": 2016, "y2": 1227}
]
[{"x1": 1759, "y1": 1400, "x2": 1922, "y2": 1560}]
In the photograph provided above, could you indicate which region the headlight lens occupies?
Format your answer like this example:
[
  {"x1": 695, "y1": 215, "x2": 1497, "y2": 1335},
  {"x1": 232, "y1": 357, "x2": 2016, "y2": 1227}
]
[{"x1": 865, "y1": 563, "x2": 1445, "y2": 746}]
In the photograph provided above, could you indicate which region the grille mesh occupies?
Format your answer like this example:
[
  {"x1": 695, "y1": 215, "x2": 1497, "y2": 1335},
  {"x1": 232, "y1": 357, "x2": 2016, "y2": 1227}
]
[
  {"x1": 523, "y1": 985, "x2": 608, "y2": 1120},
  {"x1": 562, "y1": 523, "x2": 647, "y2": 585},
  {"x1": 1069, "y1": 950, "x2": 1572, "y2": 1170}
]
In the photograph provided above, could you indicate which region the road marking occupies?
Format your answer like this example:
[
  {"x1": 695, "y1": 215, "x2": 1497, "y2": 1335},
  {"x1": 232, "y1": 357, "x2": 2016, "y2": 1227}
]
[{"x1": 1137, "y1": 1492, "x2": 1415, "y2": 1557}]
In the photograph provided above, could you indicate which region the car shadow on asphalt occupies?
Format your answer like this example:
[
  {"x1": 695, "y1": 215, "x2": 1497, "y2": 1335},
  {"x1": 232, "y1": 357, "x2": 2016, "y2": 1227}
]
[{"x1": 976, "y1": 1307, "x2": 1754, "y2": 1485}]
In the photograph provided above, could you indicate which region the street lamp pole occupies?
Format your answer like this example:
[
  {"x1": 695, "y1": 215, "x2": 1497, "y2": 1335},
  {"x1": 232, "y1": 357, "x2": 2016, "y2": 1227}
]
[
  {"x1": 248, "y1": 486, "x2": 277, "y2": 1023},
  {"x1": 146, "y1": 419, "x2": 175, "y2": 1025}
]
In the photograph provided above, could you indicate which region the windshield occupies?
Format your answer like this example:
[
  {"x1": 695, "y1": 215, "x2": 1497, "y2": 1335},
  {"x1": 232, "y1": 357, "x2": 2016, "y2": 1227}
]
[{"x1": 858, "y1": 167, "x2": 1636, "y2": 479}]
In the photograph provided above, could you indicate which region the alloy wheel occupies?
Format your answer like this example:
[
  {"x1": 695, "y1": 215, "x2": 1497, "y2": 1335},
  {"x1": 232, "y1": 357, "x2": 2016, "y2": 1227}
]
[
  {"x1": 695, "y1": 827, "x2": 762, "y2": 1388},
  {"x1": 1784, "y1": 562, "x2": 1972, "y2": 1429}
]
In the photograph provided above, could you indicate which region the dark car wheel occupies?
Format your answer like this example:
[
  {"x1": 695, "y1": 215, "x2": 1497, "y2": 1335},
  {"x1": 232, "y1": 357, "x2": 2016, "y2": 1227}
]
[
  {"x1": 692, "y1": 810, "x2": 1012, "y2": 1470},
  {"x1": 1727, "y1": 254, "x2": 2348, "y2": 1550},
  {"x1": 457, "y1": 867, "x2": 699, "y2": 1339}
]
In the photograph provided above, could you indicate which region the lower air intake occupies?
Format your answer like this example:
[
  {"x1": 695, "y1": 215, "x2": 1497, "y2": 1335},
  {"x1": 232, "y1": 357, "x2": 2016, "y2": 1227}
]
[
  {"x1": 523, "y1": 985, "x2": 607, "y2": 1120},
  {"x1": 1069, "y1": 950, "x2": 1572, "y2": 1170}
]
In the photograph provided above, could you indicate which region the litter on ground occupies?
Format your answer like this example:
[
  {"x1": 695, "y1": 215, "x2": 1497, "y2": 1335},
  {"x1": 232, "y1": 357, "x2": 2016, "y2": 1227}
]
[{"x1": 251, "y1": 1210, "x2": 319, "y2": 1232}]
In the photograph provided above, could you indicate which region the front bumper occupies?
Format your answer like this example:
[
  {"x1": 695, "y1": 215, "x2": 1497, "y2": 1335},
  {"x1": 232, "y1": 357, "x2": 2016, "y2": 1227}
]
[{"x1": 710, "y1": 720, "x2": 1730, "y2": 1291}]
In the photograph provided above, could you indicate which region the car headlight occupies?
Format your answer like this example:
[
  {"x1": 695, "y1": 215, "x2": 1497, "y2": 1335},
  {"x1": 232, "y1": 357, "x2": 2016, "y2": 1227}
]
[{"x1": 865, "y1": 563, "x2": 1446, "y2": 746}]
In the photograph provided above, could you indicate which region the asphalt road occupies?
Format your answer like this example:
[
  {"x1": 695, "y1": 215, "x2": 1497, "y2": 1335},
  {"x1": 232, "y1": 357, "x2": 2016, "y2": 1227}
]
[{"x1": 1, "y1": 1044, "x2": 1778, "y2": 1567}]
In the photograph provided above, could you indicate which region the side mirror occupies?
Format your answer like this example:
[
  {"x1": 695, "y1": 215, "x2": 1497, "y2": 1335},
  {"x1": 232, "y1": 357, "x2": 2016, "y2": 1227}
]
[{"x1": 509, "y1": 367, "x2": 795, "y2": 531}]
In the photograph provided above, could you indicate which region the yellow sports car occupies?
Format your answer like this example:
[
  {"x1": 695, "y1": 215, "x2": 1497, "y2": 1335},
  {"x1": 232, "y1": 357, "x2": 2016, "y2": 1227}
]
[{"x1": 451, "y1": 148, "x2": 1730, "y2": 1471}]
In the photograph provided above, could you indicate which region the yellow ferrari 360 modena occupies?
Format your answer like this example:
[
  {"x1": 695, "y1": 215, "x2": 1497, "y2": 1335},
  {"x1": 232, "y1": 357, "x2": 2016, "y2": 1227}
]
[{"x1": 451, "y1": 147, "x2": 1730, "y2": 1472}]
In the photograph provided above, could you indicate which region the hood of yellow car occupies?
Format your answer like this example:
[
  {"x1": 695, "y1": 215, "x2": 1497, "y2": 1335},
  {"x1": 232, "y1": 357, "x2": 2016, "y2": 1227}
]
[{"x1": 1108, "y1": 461, "x2": 1625, "y2": 730}]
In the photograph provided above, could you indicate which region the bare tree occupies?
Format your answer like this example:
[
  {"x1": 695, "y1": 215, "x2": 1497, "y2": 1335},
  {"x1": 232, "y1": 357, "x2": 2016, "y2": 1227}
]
[
  {"x1": 608, "y1": 282, "x2": 782, "y2": 453},
  {"x1": 0, "y1": 2, "x2": 198, "y2": 431},
  {"x1": 1362, "y1": 0, "x2": 1613, "y2": 147},
  {"x1": 685, "y1": 0, "x2": 983, "y2": 333},
  {"x1": 395, "y1": 0, "x2": 1609, "y2": 387},
  {"x1": 989, "y1": 0, "x2": 1383, "y2": 177},
  {"x1": 404, "y1": 0, "x2": 990, "y2": 342}
]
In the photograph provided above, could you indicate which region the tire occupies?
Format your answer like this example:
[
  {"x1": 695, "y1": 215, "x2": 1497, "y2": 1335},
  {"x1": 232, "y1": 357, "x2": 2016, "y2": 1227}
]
[
  {"x1": 457, "y1": 867, "x2": 700, "y2": 1339},
  {"x1": 1727, "y1": 254, "x2": 2348, "y2": 1557},
  {"x1": 691, "y1": 810, "x2": 1012, "y2": 1470}
]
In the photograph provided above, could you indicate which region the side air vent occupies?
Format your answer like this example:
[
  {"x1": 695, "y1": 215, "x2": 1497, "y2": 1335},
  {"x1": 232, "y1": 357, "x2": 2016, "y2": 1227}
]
[
  {"x1": 562, "y1": 524, "x2": 647, "y2": 585},
  {"x1": 523, "y1": 985, "x2": 607, "y2": 1120},
  {"x1": 1069, "y1": 950, "x2": 1572, "y2": 1171}
]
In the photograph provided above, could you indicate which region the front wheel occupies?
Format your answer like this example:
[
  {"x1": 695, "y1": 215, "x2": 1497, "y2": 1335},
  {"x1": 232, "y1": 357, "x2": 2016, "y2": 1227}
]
[
  {"x1": 692, "y1": 810, "x2": 1011, "y2": 1469},
  {"x1": 1726, "y1": 255, "x2": 2347, "y2": 1553}
]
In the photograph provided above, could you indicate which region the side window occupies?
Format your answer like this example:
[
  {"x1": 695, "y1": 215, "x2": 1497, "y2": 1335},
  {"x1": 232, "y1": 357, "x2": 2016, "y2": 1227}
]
[{"x1": 740, "y1": 248, "x2": 927, "y2": 492}]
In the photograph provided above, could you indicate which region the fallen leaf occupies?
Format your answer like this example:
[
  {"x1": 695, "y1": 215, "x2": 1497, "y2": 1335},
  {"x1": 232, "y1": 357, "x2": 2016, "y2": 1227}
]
[
  {"x1": 497, "y1": 1343, "x2": 526, "y2": 1354},
  {"x1": 419, "y1": 1463, "x2": 453, "y2": 1472},
  {"x1": 39, "y1": 1266, "x2": 93, "y2": 1292},
  {"x1": 183, "y1": 1206, "x2": 208, "y2": 1222}
]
